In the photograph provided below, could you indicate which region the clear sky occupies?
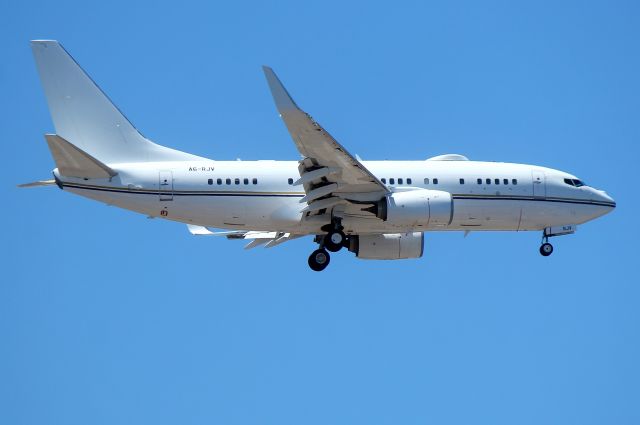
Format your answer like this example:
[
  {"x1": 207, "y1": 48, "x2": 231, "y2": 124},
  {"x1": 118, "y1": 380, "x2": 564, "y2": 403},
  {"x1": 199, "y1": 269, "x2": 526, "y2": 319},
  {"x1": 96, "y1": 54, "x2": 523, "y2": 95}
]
[{"x1": 1, "y1": 1, "x2": 639, "y2": 424}]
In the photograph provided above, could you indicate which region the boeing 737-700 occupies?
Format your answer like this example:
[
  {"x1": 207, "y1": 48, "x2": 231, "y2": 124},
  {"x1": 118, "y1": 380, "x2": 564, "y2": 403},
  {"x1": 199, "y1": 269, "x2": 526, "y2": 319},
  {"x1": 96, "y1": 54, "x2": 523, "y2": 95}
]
[{"x1": 21, "y1": 40, "x2": 616, "y2": 271}]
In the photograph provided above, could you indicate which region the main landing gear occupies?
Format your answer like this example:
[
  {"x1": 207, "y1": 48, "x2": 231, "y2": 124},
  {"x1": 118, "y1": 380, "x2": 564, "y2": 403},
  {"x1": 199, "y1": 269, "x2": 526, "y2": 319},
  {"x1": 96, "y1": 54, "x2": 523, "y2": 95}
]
[
  {"x1": 324, "y1": 229, "x2": 346, "y2": 252},
  {"x1": 308, "y1": 248, "x2": 331, "y2": 272},
  {"x1": 307, "y1": 222, "x2": 348, "y2": 271}
]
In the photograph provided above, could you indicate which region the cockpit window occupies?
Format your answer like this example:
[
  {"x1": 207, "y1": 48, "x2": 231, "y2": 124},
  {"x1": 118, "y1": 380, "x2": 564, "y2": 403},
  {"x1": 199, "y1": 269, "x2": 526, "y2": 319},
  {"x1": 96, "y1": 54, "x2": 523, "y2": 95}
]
[{"x1": 564, "y1": 178, "x2": 586, "y2": 187}]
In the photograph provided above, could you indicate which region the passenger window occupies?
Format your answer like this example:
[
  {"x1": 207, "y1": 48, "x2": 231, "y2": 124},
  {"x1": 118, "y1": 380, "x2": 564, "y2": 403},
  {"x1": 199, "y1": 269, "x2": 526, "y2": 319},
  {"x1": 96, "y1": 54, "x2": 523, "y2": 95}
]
[
  {"x1": 407, "y1": 178, "x2": 412, "y2": 184},
  {"x1": 226, "y1": 178, "x2": 231, "y2": 185},
  {"x1": 486, "y1": 178, "x2": 491, "y2": 185},
  {"x1": 503, "y1": 178, "x2": 508, "y2": 185},
  {"x1": 424, "y1": 178, "x2": 429, "y2": 184},
  {"x1": 389, "y1": 178, "x2": 395, "y2": 184},
  {"x1": 512, "y1": 179, "x2": 517, "y2": 185},
  {"x1": 208, "y1": 178, "x2": 213, "y2": 185},
  {"x1": 217, "y1": 178, "x2": 222, "y2": 185},
  {"x1": 288, "y1": 178, "x2": 294, "y2": 185},
  {"x1": 252, "y1": 178, "x2": 258, "y2": 185},
  {"x1": 398, "y1": 178, "x2": 403, "y2": 184},
  {"x1": 381, "y1": 178, "x2": 387, "y2": 184},
  {"x1": 477, "y1": 178, "x2": 482, "y2": 184},
  {"x1": 459, "y1": 178, "x2": 465, "y2": 184},
  {"x1": 235, "y1": 178, "x2": 240, "y2": 185},
  {"x1": 433, "y1": 178, "x2": 439, "y2": 184},
  {"x1": 495, "y1": 178, "x2": 500, "y2": 185}
]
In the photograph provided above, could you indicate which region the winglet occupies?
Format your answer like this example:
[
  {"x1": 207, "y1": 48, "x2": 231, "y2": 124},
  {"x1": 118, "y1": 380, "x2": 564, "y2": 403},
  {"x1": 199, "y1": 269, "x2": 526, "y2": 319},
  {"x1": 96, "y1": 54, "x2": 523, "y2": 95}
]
[{"x1": 262, "y1": 66, "x2": 300, "y2": 113}]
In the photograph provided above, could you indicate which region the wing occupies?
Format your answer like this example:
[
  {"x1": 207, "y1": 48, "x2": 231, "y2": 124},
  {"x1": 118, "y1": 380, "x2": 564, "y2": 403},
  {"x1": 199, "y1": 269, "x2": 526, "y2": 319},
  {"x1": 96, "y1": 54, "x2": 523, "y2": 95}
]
[{"x1": 262, "y1": 67, "x2": 389, "y2": 215}]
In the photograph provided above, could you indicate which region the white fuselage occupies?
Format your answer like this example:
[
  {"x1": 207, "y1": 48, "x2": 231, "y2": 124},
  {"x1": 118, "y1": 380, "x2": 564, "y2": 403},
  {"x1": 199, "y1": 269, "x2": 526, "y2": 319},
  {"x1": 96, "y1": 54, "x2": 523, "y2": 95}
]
[{"x1": 55, "y1": 158, "x2": 615, "y2": 235}]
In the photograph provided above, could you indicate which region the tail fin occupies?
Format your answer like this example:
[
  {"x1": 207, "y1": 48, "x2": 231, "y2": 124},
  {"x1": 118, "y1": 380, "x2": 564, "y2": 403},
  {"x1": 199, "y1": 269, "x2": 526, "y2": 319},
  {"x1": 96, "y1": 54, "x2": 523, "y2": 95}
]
[{"x1": 31, "y1": 40, "x2": 203, "y2": 164}]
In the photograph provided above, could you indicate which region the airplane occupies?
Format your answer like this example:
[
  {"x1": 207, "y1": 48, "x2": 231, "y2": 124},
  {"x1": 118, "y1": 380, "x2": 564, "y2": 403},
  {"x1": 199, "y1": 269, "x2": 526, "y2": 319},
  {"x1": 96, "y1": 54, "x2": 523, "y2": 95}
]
[{"x1": 22, "y1": 40, "x2": 616, "y2": 271}]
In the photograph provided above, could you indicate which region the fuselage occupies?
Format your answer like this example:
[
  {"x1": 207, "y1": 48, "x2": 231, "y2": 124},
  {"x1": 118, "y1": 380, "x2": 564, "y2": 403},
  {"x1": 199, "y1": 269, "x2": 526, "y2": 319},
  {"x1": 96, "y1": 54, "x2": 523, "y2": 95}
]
[
  {"x1": 55, "y1": 158, "x2": 616, "y2": 235},
  {"x1": 28, "y1": 40, "x2": 617, "y2": 269}
]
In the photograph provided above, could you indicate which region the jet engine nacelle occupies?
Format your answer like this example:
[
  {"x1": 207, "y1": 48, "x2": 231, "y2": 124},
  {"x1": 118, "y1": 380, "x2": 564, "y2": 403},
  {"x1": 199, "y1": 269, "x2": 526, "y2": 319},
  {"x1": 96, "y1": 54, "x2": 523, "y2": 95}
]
[
  {"x1": 380, "y1": 189, "x2": 453, "y2": 228},
  {"x1": 349, "y1": 232, "x2": 424, "y2": 260}
]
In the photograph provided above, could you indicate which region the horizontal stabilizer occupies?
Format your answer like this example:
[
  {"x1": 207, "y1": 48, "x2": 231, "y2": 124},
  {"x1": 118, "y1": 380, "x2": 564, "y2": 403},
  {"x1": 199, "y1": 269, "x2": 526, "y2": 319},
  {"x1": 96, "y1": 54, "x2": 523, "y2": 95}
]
[
  {"x1": 17, "y1": 179, "x2": 56, "y2": 188},
  {"x1": 45, "y1": 134, "x2": 116, "y2": 179}
]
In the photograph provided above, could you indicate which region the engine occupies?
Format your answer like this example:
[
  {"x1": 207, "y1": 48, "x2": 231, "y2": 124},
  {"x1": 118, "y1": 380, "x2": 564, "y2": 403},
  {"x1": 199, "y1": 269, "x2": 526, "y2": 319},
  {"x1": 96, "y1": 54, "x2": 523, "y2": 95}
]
[
  {"x1": 349, "y1": 232, "x2": 424, "y2": 260},
  {"x1": 375, "y1": 189, "x2": 453, "y2": 228}
]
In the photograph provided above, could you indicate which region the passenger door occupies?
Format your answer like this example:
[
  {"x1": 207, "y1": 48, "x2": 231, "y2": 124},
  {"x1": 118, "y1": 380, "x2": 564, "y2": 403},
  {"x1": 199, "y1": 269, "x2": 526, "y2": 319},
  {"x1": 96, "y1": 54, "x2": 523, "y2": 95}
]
[{"x1": 532, "y1": 170, "x2": 546, "y2": 198}]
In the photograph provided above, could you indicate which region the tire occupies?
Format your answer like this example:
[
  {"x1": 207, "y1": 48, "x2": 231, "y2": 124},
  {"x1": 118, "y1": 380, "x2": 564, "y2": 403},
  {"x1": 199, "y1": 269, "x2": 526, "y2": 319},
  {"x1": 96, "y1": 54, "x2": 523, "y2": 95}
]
[
  {"x1": 308, "y1": 249, "x2": 331, "y2": 271},
  {"x1": 540, "y1": 243, "x2": 554, "y2": 257},
  {"x1": 324, "y1": 230, "x2": 345, "y2": 252}
]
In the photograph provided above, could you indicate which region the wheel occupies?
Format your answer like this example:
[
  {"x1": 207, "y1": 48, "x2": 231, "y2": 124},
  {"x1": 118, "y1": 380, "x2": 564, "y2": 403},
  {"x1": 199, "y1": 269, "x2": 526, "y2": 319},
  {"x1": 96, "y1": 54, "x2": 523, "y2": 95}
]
[
  {"x1": 308, "y1": 249, "x2": 331, "y2": 271},
  {"x1": 324, "y1": 230, "x2": 346, "y2": 252},
  {"x1": 539, "y1": 242, "x2": 554, "y2": 256}
]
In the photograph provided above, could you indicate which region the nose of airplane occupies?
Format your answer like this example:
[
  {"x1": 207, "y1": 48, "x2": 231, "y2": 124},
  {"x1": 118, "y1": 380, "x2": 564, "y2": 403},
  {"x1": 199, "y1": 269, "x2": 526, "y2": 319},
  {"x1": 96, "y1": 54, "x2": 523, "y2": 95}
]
[{"x1": 595, "y1": 190, "x2": 616, "y2": 209}]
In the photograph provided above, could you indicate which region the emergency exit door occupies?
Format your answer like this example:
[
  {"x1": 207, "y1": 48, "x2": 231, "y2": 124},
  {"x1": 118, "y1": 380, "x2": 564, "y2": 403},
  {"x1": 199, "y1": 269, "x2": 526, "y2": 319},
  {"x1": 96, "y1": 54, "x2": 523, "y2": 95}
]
[{"x1": 159, "y1": 170, "x2": 174, "y2": 201}]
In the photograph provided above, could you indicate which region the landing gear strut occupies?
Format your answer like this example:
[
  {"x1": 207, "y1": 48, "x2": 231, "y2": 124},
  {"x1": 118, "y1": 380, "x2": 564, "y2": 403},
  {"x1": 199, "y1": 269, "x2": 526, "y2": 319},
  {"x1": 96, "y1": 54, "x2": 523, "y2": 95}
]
[{"x1": 308, "y1": 248, "x2": 331, "y2": 272}]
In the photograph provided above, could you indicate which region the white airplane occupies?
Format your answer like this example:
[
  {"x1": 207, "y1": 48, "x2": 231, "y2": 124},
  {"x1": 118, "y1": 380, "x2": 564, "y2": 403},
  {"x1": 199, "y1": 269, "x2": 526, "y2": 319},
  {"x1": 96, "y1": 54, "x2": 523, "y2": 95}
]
[{"x1": 22, "y1": 40, "x2": 616, "y2": 271}]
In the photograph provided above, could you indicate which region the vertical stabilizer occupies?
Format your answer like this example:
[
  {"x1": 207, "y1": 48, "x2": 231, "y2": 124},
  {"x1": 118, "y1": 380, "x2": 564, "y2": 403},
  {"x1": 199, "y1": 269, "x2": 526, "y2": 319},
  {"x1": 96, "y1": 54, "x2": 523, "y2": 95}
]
[{"x1": 31, "y1": 40, "x2": 204, "y2": 163}]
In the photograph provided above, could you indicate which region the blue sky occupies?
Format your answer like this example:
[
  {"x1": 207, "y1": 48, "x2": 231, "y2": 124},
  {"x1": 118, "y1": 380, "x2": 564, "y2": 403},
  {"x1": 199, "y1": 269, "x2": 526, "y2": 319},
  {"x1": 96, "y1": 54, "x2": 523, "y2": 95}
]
[{"x1": 1, "y1": 1, "x2": 639, "y2": 424}]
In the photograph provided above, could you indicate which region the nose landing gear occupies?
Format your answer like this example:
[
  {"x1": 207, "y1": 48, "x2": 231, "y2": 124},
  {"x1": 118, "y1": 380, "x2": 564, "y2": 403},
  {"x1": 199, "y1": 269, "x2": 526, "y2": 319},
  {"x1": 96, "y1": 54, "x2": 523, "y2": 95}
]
[
  {"x1": 539, "y1": 231, "x2": 554, "y2": 257},
  {"x1": 540, "y1": 242, "x2": 554, "y2": 256},
  {"x1": 538, "y1": 225, "x2": 576, "y2": 257}
]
